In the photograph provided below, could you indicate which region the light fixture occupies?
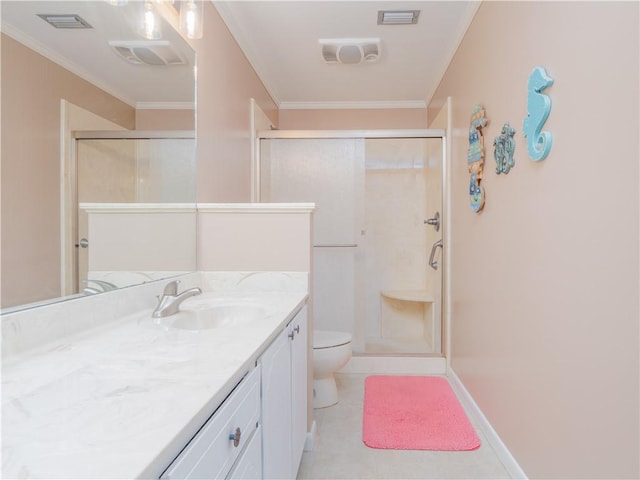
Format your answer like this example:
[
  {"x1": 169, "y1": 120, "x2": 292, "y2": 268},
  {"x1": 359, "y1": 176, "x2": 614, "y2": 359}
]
[
  {"x1": 109, "y1": 0, "x2": 128, "y2": 5},
  {"x1": 320, "y1": 38, "x2": 381, "y2": 64},
  {"x1": 377, "y1": 10, "x2": 420, "y2": 25},
  {"x1": 179, "y1": 0, "x2": 203, "y2": 40},
  {"x1": 138, "y1": 0, "x2": 162, "y2": 40}
]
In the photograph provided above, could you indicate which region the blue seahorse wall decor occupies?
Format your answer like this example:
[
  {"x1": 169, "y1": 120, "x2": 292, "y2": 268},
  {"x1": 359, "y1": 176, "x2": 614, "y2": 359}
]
[{"x1": 523, "y1": 66, "x2": 554, "y2": 161}]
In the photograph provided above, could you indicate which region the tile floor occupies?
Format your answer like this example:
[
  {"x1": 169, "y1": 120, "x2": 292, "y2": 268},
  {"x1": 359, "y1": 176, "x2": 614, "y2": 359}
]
[{"x1": 297, "y1": 373, "x2": 512, "y2": 480}]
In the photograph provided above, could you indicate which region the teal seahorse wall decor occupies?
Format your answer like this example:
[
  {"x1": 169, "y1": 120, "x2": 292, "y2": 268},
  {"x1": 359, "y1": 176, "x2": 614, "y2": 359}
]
[
  {"x1": 493, "y1": 122, "x2": 516, "y2": 174},
  {"x1": 523, "y1": 66, "x2": 554, "y2": 161}
]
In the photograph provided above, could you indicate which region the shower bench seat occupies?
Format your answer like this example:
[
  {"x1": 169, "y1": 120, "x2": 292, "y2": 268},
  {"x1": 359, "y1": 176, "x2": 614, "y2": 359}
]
[
  {"x1": 379, "y1": 290, "x2": 437, "y2": 352},
  {"x1": 381, "y1": 290, "x2": 434, "y2": 303}
]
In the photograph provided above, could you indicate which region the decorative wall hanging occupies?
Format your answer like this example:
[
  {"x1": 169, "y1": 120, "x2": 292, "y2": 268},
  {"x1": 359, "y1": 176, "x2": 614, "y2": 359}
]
[
  {"x1": 467, "y1": 104, "x2": 488, "y2": 212},
  {"x1": 523, "y1": 66, "x2": 554, "y2": 161},
  {"x1": 493, "y1": 122, "x2": 516, "y2": 174}
]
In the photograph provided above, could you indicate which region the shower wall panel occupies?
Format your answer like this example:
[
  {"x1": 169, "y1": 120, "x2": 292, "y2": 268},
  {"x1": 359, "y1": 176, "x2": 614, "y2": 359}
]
[{"x1": 260, "y1": 138, "x2": 365, "y2": 347}]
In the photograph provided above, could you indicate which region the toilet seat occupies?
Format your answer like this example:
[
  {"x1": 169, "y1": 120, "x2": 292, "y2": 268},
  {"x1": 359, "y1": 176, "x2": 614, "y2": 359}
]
[{"x1": 314, "y1": 330, "x2": 352, "y2": 349}]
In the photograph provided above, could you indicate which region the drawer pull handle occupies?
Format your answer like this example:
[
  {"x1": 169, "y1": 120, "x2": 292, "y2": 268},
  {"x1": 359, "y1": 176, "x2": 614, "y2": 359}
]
[
  {"x1": 288, "y1": 324, "x2": 301, "y2": 340},
  {"x1": 229, "y1": 427, "x2": 241, "y2": 447}
]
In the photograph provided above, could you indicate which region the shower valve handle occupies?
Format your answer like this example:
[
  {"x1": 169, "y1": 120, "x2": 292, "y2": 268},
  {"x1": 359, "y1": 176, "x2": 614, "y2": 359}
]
[{"x1": 424, "y1": 212, "x2": 440, "y2": 231}]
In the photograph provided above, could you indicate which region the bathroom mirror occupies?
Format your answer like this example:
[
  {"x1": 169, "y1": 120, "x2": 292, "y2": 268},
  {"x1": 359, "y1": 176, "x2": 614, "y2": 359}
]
[{"x1": 1, "y1": 1, "x2": 197, "y2": 311}]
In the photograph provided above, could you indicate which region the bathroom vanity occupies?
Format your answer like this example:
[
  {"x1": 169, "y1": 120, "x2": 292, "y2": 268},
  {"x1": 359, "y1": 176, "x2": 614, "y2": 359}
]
[{"x1": 1, "y1": 272, "x2": 309, "y2": 479}]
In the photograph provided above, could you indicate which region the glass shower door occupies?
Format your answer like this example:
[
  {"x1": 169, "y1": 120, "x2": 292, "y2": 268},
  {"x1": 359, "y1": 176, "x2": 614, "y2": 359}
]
[
  {"x1": 260, "y1": 135, "x2": 444, "y2": 356},
  {"x1": 260, "y1": 138, "x2": 366, "y2": 350}
]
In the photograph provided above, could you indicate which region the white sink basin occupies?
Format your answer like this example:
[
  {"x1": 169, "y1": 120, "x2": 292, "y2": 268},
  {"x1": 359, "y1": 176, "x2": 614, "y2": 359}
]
[{"x1": 169, "y1": 304, "x2": 266, "y2": 331}]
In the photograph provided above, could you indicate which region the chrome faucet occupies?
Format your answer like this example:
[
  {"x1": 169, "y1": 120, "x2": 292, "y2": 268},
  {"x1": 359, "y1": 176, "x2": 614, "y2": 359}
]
[{"x1": 152, "y1": 280, "x2": 202, "y2": 318}]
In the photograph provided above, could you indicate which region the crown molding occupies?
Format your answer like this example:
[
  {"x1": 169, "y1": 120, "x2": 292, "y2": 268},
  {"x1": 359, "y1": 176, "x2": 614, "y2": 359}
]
[
  {"x1": 279, "y1": 100, "x2": 426, "y2": 110},
  {"x1": 213, "y1": 2, "x2": 282, "y2": 106},
  {"x1": 424, "y1": 1, "x2": 482, "y2": 107},
  {"x1": 1, "y1": 22, "x2": 136, "y2": 108},
  {"x1": 136, "y1": 102, "x2": 195, "y2": 110}
]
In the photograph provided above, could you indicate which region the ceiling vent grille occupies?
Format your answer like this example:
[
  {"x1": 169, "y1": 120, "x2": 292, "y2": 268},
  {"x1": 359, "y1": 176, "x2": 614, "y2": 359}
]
[
  {"x1": 37, "y1": 14, "x2": 93, "y2": 29},
  {"x1": 109, "y1": 41, "x2": 186, "y2": 66},
  {"x1": 377, "y1": 10, "x2": 420, "y2": 25},
  {"x1": 320, "y1": 38, "x2": 381, "y2": 65}
]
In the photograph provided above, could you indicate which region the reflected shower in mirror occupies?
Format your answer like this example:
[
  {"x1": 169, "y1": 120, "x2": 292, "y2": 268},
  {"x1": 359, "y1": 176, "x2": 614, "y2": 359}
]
[
  {"x1": 75, "y1": 132, "x2": 196, "y2": 295},
  {"x1": 1, "y1": 1, "x2": 196, "y2": 311}
]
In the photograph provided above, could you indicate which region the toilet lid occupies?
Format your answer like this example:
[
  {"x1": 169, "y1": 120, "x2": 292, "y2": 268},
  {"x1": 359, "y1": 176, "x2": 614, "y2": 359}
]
[{"x1": 314, "y1": 330, "x2": 352, "y2": 349}]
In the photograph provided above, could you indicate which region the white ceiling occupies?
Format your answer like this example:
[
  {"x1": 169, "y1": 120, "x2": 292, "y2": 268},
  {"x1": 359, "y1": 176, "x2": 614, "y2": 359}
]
[
  {"x1": 1, "y1": 1, "x2": 479, "y2": 110},
  {"x1": 214, "y1": 1, "x2": 480, "y2": 109},
  {"x1": 1, "y1": 1, "x2": 195, "y2": 108}
]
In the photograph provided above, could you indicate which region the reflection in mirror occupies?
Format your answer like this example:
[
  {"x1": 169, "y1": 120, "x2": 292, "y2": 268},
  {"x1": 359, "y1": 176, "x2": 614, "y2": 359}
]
[
  {"x1": 1, "y1": 1, "x2": 197, "y2": 312},
  {"x1": 75, "y1": 132, "x2": 196, "y2": 294}
]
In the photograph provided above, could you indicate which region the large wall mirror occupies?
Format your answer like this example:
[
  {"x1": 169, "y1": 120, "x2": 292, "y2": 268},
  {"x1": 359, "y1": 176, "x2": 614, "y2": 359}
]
[{"x1": 1, "y1": 1, "x2": 197, "y2": 311}]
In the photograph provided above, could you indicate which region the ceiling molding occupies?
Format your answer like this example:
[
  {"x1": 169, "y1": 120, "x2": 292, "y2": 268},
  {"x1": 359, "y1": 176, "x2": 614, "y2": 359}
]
[
  {"x1": 424, "y1": 1, "x2": 482, "y2": 106},
  {"x1": 279, "y1": 100, "x2": 426, "y2": 110},
  {"x1": 136, "y1": 102, "x2": 196, "y2": 110},
  {"x1": 213, "y1": 2, "x2": 282, "y2": 106},
  {"x1": 1, "y1": 22, "x2": 136, "y2": 108}
]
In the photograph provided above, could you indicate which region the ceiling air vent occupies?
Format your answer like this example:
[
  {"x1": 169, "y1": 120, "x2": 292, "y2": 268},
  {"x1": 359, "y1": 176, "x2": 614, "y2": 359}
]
[
  {"x1": 377, "y1": 10, "x2": 420, "y2": 25},
  {"x1": 320, "y1": 38, "x2": 381, "y2": 65},
  {"x1": 109, "y1": 41, "x2": 186, "y2": 66},
  {"x1": 37, "y1": 14, "x2": 93, "y2": 29}
]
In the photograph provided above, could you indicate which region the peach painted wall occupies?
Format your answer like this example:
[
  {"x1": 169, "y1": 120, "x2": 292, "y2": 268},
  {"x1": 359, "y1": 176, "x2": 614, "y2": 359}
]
[
  {"x1": 429, "y1": 2, "x2": 639, "y2": 478},
  {"x1": 279, "y1": 108, "x2": 426, "y2": 130},
  {"x1": 86, "y1": 209, "x2": 196, "y2": 272},
  {"x1": 190, "y1": 3, "x2": 278, "y2": 203},
  {"x1": 197, "y1": 208, "x2": 312, "y2": 272},
  {"x1": 135, "y1": 109, "x2": 195, "y2": 130},
  {"x1": 1, "y1": 34, "x2": 135, "y2": 308}
]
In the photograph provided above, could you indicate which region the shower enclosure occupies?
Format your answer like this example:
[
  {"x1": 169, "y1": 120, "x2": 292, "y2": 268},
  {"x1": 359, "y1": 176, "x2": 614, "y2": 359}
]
[
  {"x1": 71, "y1": 131, "x2": 196, "y2": 294},
  {"x1": 259, "y1": 131, "x2": 445, "y2": 356}
]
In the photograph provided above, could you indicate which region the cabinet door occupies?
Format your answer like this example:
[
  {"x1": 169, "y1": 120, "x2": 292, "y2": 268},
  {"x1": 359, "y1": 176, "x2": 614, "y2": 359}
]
[
  {"x1": 227, "y1": 426, "x2": 262, "y2": 480},
  {"x1": 291, "y1": 306, "x2": 308, "y2": 476},
  {"x1": 260, "y1": 327, "x2": 292, "y2": 480}
]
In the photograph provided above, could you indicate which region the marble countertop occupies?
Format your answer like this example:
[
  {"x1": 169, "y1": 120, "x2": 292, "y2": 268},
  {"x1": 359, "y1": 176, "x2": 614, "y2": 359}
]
[{"x1": 2, "y1": 290, "x2": 307, "y2": 479}]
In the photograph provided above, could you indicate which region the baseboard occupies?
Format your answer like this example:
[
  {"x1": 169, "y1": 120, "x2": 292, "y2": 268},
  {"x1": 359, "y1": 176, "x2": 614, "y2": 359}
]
[
  {"x1": 303, "y1": 420, "x2": 317, "y2": 451},
  {"x1": 340, "y1": 355, "x2": 446, "y2": 375},
  {"x1": 447, "y1": 369, "x2": 528, "y2": 480}
]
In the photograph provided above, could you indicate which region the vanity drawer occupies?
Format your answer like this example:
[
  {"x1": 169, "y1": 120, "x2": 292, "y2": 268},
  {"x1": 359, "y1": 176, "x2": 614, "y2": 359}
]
[{"x1": 161, "y1": 366, "x2": 261, "y2": 480}]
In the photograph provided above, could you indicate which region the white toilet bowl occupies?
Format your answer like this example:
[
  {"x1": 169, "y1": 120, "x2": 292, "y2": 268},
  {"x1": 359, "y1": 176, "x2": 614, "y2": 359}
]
[{"x1": 313, "y1": 330, "x2": 352, "y2": 408}]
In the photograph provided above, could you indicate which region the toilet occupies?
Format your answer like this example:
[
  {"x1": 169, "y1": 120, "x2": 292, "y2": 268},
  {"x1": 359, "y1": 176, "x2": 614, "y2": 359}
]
[{"x1": 312, "y1": 330, "x2": 352, "y2": 408}]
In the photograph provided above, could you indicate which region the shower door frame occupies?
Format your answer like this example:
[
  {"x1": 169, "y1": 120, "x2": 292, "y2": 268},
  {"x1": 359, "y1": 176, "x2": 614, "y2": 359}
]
[
  {"x1": 63, "y1": 130, "x2": 195, "y2": 296},
  {"x1": 255, "y1": 129, "x2": 450, "y2": 358}
]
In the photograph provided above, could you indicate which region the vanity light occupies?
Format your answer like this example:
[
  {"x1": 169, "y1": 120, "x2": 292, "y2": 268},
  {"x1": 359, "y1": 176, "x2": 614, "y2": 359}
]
[
  {"x1": 138, "y1": 0, "x2": 162, "y2": 40},
  {"x1": 109, "y1": 0, "x2": 128, "y2": 5},
  {"x1": 179, "y1": 0, "x2": 203, "y2": 40}
]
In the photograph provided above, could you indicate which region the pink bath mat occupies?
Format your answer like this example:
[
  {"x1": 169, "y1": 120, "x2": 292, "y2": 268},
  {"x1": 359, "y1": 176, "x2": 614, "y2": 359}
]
[{"x1": 362, "y1": 375, "x2": 480, "y2": 451}]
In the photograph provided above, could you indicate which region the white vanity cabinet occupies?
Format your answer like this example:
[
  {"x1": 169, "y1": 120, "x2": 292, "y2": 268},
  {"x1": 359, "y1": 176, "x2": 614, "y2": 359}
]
[
  {"x1": 261, "y1": 305, "x2": 308, "y2": 480},
  {"x1": 160, "y1": 366, "x2": 262, "y2": 480}
]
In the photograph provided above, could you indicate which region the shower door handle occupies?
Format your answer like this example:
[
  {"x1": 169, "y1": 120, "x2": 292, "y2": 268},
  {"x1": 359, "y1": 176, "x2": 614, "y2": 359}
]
[{"x1": 429, "y1": 240, "x2": 443, "y2": 270}]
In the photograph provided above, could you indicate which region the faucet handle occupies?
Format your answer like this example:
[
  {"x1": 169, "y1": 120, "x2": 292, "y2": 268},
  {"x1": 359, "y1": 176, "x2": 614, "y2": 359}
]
[{"x1": 162, "y1": 280, "x2": 179, "y2": 296}]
